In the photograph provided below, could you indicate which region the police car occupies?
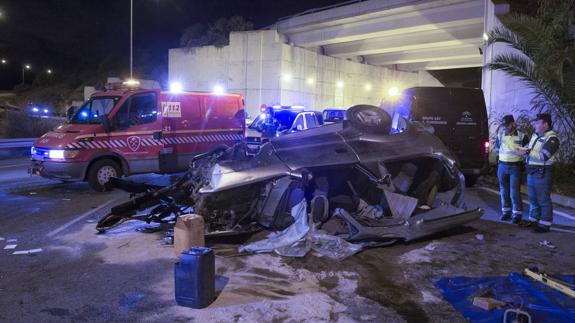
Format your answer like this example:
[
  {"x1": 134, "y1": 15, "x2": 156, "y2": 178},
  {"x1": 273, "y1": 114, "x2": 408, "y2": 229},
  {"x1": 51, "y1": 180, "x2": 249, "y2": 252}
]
[{"x1": 245, "y1": 105, "x2": 323, "y2": 155}]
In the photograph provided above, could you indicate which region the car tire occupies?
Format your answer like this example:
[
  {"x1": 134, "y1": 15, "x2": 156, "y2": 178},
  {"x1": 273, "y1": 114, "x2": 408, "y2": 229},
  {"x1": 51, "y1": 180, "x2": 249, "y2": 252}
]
[
  {"x1": 87, "y1": 159, "x2": 121, "y2": 192},
  {"x1": 465, "y1": 175, "x2": 479, "y2": 187},
  {"x1": 345, "y1": 105, "x2": 392, "y2": 134}
]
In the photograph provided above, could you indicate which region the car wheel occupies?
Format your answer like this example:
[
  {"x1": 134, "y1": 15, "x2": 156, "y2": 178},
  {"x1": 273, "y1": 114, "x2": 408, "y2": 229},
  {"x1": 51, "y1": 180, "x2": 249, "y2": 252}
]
[
  {"x1": 465, "y1": 175, "x2": 479, "y2": 187},
  {"x1": 345, "y1": 105, "x2": 392, "y2": 134},
  {"x1": 87, "y1": 159, "x2": 121, "y2": 192}
]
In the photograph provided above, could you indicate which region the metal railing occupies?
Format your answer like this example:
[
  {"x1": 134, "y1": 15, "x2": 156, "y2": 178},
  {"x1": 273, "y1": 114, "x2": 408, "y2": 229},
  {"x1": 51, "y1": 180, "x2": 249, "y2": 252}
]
[{"x1": 0, "y1": 138, "x2": 36, "y2": 149}]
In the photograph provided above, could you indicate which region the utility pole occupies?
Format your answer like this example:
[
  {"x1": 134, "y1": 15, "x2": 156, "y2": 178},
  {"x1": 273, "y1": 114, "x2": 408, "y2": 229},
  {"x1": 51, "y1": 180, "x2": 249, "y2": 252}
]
[{"x1": 130, "y1": 0, "x2": 133, "y2": 79}]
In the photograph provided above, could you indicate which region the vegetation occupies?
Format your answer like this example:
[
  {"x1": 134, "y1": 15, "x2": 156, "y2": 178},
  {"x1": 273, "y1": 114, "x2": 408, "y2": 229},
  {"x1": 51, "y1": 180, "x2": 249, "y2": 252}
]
[
  {"x1": 486, "y1": 0, "x2": 575, "y2": 164},
  {"x1": 180, "y1": 16, "x2": 254, "y2": 49},
  {"x1": 0, "y1": 110, "x2": 62, "y2": 138}
]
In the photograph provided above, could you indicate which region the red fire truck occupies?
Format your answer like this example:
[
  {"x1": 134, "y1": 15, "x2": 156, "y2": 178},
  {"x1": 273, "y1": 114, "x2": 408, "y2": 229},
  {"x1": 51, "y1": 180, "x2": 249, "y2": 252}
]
[{"x1": 29, "y1": 86, "x2": 245, "y2": 191}]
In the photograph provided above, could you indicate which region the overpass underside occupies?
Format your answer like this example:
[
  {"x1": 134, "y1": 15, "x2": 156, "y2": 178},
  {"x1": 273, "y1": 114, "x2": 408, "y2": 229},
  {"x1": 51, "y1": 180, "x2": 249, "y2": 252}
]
[{"x1": 275, "y1": 0, "x2": 487, "y2": 72}]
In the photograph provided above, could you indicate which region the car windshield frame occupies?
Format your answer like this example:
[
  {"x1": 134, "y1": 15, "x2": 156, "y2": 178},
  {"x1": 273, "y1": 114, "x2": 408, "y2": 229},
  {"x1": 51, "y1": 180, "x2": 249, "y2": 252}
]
[{"x1": 69, "y1": 96, "x2": 120, "y2": 124}]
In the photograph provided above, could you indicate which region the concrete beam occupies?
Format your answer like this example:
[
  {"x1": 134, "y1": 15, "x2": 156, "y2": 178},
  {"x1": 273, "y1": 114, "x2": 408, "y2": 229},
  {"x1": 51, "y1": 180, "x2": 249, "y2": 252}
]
[
  {"x1": 365, "y1": 45, "x2": 480, "y2": 65},
  {"x1": 276, "y1": 0, "x2": 475, "y2": 34},
  {"x1": 285, "y1": 1, "x2": 483, "y2": 47},
  {"x1": 398, "y1": 56, "x2": 484, "y2": 71},
  {"x1": 323, "y1": 23, "x2": 483, "y2": 57}
]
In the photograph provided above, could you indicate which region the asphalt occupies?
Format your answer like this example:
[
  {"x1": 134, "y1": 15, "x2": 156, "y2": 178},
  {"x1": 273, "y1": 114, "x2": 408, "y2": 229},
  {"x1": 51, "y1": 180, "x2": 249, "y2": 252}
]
[{"x1": 0, "y1": 157, "x2": 574, "y2": 322}]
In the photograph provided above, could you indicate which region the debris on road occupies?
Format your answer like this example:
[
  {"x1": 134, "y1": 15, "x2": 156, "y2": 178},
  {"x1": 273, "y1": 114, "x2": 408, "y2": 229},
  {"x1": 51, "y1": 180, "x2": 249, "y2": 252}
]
[
  {"x1": 12, "y1": 248, "x2": 43, "y2": 255},
  {"x1": 539, "y1": 240, "x2": 556, "y2": 249},
  {"x1": 3, "y1": 244, "x2": 17, "y2": 250},
  {"x1": 472, "y1": 296, "x2": 506, "y2": 310},
  {"x1": 96, "y1": 105, "x2": 482, "y2": 248},
  {"x1": 240, "y1": 200, "x2": 309, "y2": 255},
  {"x1": 475, "y1": 234, "x2": 485, "y2": 241}
]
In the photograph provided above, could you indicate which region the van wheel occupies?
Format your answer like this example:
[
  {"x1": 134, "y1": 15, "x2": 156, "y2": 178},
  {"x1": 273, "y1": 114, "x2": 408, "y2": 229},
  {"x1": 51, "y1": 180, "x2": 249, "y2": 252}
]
[{"x1": 87, "y1": 159, "x2": 121, "y2": 192}]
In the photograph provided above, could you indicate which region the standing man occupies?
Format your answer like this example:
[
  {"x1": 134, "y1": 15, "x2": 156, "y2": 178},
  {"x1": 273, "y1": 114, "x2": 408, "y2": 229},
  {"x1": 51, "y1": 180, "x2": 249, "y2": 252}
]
[
  {"x1": 517, "y1": 114, "x2": 560, "y2": 233},
  {"x1": 495, "y1": 115, "x2": 529, "y2": 223}
]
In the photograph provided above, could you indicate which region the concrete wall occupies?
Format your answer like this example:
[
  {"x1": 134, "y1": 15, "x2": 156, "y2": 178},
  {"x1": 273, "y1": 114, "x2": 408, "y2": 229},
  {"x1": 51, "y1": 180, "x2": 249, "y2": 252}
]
[
  {"x1": 169, "y1": 30, "x2": 443, "y2": 117},
  {"x1": 482, "y1": 0, "x2": 535, "y2": 129}
]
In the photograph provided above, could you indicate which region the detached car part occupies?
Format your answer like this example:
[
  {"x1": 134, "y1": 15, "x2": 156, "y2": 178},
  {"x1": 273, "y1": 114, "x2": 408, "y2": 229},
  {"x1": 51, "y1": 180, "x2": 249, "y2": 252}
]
[{"x1": 97, "y1": 105, "x2": 482, "y2": 242}]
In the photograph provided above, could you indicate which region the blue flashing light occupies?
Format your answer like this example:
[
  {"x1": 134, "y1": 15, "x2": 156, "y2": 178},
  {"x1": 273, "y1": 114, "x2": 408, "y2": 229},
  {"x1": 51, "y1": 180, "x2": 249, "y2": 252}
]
[{"x1": 32, "y1": 107, "x2": 39, "y2": 112}]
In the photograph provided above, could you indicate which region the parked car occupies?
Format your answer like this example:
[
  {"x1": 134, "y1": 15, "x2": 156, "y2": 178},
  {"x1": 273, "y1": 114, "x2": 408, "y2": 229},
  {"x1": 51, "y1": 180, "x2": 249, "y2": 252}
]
[
  {"x1": 97, "y1": 105, "x2": 482, "y2": 244},
  {"x1": 245, "y1": 105, "x2": 323, "y2": 155},
  {"x1": 382, "y1": 87, "x2": 490, "y2": 186},
  {"x1": 29, "y1": 85, "x2": 245, "y2": 191}
]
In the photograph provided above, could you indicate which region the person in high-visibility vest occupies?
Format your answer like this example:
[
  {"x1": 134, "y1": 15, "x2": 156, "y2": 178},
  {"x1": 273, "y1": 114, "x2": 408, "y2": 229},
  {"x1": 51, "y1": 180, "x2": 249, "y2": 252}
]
[
  {"x1": 516, "y1": 113, "x2": 560, "y2": 233},
  {"x1": 494, "y1": 115, "x2": 529, "y2": 223}
]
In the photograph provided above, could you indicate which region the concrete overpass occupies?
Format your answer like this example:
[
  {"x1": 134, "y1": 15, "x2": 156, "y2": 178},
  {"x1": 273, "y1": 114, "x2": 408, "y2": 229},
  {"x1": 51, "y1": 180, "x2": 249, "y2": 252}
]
[
  {"x1": 170, "y1": 0, "x2": 529, "y2": 123},
  {"x1": 274, "y1": 0, "x2": 495, "y2": 72}
]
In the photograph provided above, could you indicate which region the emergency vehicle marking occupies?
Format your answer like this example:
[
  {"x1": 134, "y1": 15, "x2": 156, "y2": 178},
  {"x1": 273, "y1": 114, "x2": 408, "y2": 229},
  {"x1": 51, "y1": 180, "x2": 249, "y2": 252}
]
[
  {"x1": 64, "y1": 134, "x2": 243, "y2": 150},
  {"x1": 127, "y1": 136, "x2": 142, "y2": 152},
  {"x1": 161, "y1": 101, "x2": 182, "y2": 118}
]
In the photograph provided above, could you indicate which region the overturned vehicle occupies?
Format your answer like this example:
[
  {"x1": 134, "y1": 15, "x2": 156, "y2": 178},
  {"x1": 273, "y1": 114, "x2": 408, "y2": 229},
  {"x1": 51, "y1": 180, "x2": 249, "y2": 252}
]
[{"x1": 97, "y1": 105, "x2": 482, "y2": 243}]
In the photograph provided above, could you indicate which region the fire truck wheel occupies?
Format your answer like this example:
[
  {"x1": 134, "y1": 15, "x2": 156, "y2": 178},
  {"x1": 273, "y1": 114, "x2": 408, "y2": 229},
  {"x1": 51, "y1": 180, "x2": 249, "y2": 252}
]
[{"x1": 87, "y1": 159, "x2": 121, "y2": 192}]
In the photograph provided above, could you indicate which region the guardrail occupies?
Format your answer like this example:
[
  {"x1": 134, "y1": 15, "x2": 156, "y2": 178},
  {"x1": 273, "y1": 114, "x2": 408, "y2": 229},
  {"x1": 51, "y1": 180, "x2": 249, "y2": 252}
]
[{"x1": 0, "y1": 138, "x2": 37, "y2": 149}]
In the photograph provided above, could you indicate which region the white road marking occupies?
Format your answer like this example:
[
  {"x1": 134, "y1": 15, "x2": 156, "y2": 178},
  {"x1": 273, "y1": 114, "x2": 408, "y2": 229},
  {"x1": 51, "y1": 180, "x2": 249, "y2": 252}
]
[
  {"x1": 13, "y1": 248, "x2": 43, "y2": 255},
  {"x1": 0, "y1": 163, "x2": 29, "y2": 169},
  {"x1": 477, "y1": 186, "x2": 575, "y2": 220},
  {"x1": 46, "y1": 199, "x2": 116, "y2": 238}
]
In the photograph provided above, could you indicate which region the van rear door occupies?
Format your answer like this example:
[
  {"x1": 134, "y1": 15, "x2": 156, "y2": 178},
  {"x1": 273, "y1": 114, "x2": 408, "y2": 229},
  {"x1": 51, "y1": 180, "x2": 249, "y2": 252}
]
[
  {"x1": 412, "y1": 87, "x2": 488, "y2": 172},
  {"x1": 449, "y1": 89, "x2": 488, "y2": 172}
]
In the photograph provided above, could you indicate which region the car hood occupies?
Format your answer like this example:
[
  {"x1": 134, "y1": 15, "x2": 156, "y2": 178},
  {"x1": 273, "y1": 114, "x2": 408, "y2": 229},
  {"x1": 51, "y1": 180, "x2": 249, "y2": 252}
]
[{"x1": 34, "y1": 123, "x2": 101, "y2": 149}]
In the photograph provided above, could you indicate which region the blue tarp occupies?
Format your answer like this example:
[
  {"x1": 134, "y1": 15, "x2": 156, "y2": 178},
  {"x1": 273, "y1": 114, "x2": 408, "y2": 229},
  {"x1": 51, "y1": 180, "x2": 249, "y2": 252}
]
[{"x1": 434, "y1": 273, "x2": 575, "y2": 322}]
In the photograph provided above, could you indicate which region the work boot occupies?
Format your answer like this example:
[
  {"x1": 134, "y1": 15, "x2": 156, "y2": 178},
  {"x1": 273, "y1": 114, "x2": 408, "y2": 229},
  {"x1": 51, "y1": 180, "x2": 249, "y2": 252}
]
[
  {"x1": 511, "y1": 217, "x2": 522, "y2": 225},
  {"x1": 519, "y1": 220, "x2": 537, "y2": 227},
  {"x1": 532, "y1": 224, "x2": 550, "y2": 233},
  {"x1": 500, "y1": 213, "x2": 512, "y2": 221}
]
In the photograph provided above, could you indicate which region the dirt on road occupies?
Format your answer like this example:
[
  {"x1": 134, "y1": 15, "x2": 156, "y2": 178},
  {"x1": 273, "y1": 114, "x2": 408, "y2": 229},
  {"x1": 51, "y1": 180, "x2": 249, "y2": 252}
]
[{"x1": 1, "y1": 214, "x2": 574, "y2": 323}]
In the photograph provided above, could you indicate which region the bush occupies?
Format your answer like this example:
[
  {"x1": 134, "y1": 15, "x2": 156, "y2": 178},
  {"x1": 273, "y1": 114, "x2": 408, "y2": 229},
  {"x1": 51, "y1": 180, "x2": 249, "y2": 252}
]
[{"x1": 0, "y1": 110, "x2": 63, "y2": 138}]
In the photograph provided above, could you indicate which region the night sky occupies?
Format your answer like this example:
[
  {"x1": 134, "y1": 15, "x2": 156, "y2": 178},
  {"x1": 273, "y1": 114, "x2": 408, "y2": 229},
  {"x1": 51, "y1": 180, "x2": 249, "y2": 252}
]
[{"x1": 0, "y1": 0, "x2": 345, "y2": 90}]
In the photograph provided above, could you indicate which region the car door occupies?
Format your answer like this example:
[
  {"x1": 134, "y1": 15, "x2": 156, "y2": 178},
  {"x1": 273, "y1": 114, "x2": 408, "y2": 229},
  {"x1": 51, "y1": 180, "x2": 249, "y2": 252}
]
[
  {"x1": 291, "y1": 113, "x2": 306, "y2": 132},
  {"x1": 111, "y1": 92, "x2": 162, "y2": 174}
]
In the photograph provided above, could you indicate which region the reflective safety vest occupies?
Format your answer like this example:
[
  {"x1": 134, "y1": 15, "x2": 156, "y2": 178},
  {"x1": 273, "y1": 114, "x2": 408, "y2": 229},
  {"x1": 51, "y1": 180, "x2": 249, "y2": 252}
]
[
  {"x1": 497, "y1": 130, "x2": 526, "y2": 163},
  {"x1": 527, "y1": 130, "x2": 558, "y2": 166}
]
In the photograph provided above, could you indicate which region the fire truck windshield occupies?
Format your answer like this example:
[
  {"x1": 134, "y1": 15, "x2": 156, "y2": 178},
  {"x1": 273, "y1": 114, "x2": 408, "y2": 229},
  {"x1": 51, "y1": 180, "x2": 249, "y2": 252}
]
[{"x1": 70, "y1": 97, "x2": 120, "y2": 124}]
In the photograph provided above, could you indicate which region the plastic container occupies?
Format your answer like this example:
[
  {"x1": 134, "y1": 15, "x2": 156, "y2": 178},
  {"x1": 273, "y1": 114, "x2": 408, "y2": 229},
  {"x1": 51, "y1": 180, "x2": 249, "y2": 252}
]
[
  {"x1": 174, "y1": 247, "x2": 215, "y2": 309},
  {"x1": 174, "y1": 214, "x2": 205, "y2": 260}
]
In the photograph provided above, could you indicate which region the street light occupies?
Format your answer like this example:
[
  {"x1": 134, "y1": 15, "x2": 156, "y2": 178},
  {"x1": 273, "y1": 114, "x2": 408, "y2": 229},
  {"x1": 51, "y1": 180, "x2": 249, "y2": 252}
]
[
  {"x1": 46, "y1": 69, "x2": 53, "y2": 74},
  {"x1": 22, "y1": 64, "x2": 31, "y2": 84},
  {"x1": 1, "y1": 59, "x2": 6, "y2": 64}
]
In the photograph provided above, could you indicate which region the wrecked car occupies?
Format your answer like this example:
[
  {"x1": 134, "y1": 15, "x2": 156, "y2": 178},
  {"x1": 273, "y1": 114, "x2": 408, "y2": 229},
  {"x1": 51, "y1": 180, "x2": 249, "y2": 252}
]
[{"x1": 97, "y1": 105, "x2": 482, "y2": 244}]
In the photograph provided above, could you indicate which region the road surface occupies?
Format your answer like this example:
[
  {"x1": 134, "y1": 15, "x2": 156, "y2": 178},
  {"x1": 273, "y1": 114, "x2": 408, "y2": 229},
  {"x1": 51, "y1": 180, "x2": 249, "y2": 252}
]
[{"x1": 0, "y1": 157, "x2": 573, "y2": 322}]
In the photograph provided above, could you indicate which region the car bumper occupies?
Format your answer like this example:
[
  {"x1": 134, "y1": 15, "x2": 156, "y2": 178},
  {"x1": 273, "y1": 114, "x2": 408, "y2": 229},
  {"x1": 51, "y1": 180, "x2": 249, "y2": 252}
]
[{"x1": 29, "y1": 160, "x2": 88, "y2": 181}]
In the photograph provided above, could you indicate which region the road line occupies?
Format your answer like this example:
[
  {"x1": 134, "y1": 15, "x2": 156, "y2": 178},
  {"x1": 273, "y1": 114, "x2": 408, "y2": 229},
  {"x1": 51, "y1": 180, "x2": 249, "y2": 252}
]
[
  {"x1": 46, "y1": 199, "x2": 116, "y2": 238},
  {"x1": 0, "y1": 163, "x2": 29, "y2": 169},
  {"x1": 477, "y1": 186, "x2": 575, "y2": 220}
]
